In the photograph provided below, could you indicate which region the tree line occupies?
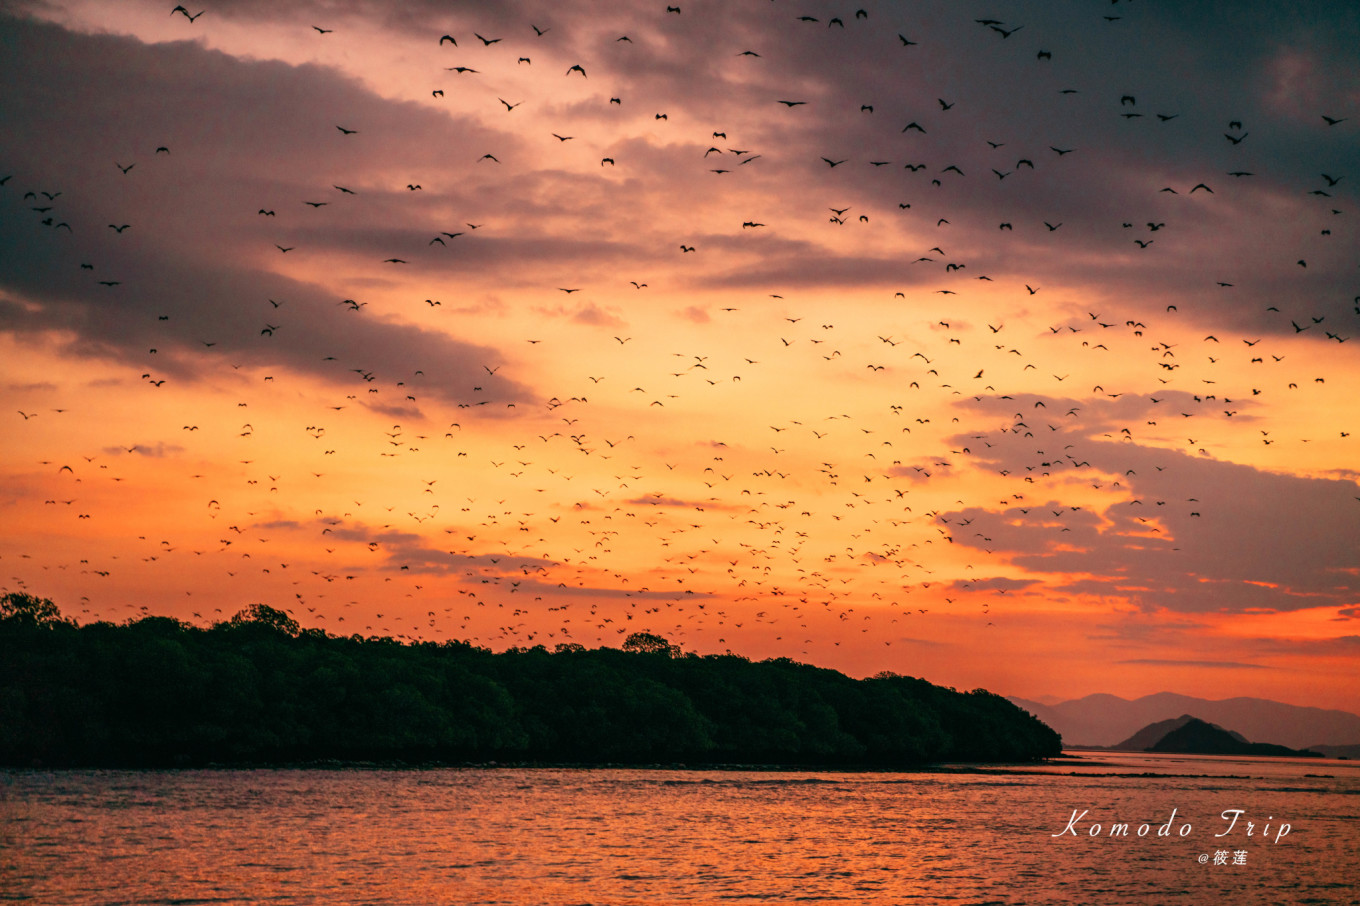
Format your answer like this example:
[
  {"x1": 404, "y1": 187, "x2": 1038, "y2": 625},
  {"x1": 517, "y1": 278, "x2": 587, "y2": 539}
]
[{"x1": 0, "y1": 593, "x2": 1061, "y2": 767}]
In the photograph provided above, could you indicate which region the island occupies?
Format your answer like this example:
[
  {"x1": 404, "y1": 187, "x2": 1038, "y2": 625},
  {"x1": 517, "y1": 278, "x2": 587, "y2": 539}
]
[
  {"x1": 1117, "y1": 715, "x2": 1323, "y2": 758},
  {"x1": 0, "y1": 594, "x2": 1062, "y2": 768}
]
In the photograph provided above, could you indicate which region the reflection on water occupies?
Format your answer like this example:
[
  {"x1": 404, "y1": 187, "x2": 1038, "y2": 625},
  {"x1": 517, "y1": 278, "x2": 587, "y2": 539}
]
[{"x1": 3, "y1": 752, "x2": 1357, "y2": 905}]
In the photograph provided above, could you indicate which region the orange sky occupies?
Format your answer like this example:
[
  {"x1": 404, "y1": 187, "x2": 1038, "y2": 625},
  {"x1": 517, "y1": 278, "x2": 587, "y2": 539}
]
[{"x1": 2, "y1": 0, "x2": 1358, "y2": 711}]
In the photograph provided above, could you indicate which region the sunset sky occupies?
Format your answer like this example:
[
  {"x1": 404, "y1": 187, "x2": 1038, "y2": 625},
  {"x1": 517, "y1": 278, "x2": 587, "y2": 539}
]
[{"x1": 3, "y1": 0, "x2": 1358, "y2": 711}]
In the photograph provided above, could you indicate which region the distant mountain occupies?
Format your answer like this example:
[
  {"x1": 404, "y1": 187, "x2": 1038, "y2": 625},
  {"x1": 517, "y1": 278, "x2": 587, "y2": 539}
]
[
  {"x1": 1114, "y1": 714, "x2": 1247, "y2": 751},
  {"x1": 1007, "y1": 692, "x2": 1360, "y2": 749},
  {"x1": 1145, "y1": 717, "x2": 1321, "y2": 757},
  {"x1": 1305, "y1": 744, "x2": 1360, "y2": 760}
]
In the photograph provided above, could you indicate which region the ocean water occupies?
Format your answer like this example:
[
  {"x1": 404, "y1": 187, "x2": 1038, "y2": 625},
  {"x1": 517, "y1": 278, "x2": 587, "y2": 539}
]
[{"x1": 3, "y1": 752, "x2": 1357, "y2": 905}]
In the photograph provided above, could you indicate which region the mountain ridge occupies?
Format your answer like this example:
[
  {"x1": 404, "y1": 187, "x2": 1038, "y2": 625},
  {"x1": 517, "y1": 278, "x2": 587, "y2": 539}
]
[{"x1": 1007, "y1": 692, "x2": 1360, "y2": 749}]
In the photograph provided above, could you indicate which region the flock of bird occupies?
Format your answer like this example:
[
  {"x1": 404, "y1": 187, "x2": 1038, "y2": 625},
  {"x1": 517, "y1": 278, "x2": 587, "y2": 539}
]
[{"x1": 2, "y1": 1, "x2": 1356, "y2": 675}]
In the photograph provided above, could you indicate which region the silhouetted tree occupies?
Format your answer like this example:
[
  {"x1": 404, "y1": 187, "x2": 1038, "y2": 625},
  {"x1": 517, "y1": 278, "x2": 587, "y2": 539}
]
[
  {"x1": 621, "y1": 631, "x2": 681, "y2": 656},
  {"x1": 228, "y1": 603, "x2": 300, "y2": 636},
  {"x1": 0, "y1": 593, "x2": 69, "y2": 628}
]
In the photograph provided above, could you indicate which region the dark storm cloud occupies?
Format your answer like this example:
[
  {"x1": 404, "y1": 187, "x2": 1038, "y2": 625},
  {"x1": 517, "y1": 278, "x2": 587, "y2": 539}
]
[
  {"x1": 0, "y1": 256, "x2": 527, "y2": 405},
  {"x1": 202, "y1": 0, "x2": 563, "y2": 36},
  {"x1": 549, "y1": 0, "x2": 1359, "y2": 324},
  {"x1": 0, "y1": 14, "x2": 536, "y2": 403},
  {"x1": 64, "y1": 0, "x2": 1350, "y2": 324}
]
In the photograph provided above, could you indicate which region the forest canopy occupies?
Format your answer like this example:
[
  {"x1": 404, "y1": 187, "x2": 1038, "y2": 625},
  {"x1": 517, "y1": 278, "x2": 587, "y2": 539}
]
[{"x1": 0, "y1": 594, "x2": 1061, "y2": 767}]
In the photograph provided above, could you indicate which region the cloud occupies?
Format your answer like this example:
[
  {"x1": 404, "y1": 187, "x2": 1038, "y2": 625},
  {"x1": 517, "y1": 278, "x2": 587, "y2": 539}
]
[
  {"x1": 362, "y1": 400, "x2": 426, "y2": 420},
  {"x1": 936, "y1": 394, "x2": 1360, "y2": 613},
  {"x1": 531, "y1": 300, "x2": 627, "y2": 328},
  {"x1": 316, "y1": 524, "x2": 559, "y2": 574},
  {"x1": 1115, "y1": 659, "x2": 1273, "y2": 670},
  {"x1": 506, "y1": 578, "x2": 714, "y2": 599},
  {"x1": 625, "y1": 495, "x2": 699, "y2": 508},
  {"x1": 951, "y1": 576, "x2": 1041, "y2": 593},
  {"x1": 320, "y1": 524, "x2": 424, "y2": 546},
  {"x1": 0, "y1": 16, "x2": 532, "y2": 405},
  {"x1": 100, "y1": 442, "x2": 185, "y2": 458},
  {"x1": 385, "y1": 547, "x2": 559, "y2": 575}
]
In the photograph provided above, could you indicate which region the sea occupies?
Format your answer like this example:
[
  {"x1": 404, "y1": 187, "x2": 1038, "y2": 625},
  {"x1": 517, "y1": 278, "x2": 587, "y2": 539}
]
[{"x1": 2, "y1": 752, "x2": 1357, "y2": 905}]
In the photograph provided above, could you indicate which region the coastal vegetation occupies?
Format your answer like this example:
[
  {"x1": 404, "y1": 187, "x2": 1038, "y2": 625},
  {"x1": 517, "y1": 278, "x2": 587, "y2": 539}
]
[{"x1": 0, "y1": 594, "x2": 1061, "y2": 767}]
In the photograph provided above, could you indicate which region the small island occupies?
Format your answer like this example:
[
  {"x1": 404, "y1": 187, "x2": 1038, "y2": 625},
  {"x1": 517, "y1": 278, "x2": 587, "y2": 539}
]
[
  {"x1": 0, "y1": 594, "x2": 1062, "y2": 768},
  {"x1": 1118, "y1": 715, "x2": 1323, "y2": 758}
]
